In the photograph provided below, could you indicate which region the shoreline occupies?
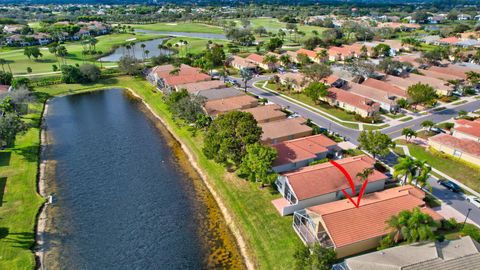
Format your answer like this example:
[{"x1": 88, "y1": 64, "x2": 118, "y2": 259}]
[
  {"x1": 34, "y1": 88, "x2": 254, "y2": 270},
  {"x1": 125, "y1": 88, "x2": 255, "y2": 270}
]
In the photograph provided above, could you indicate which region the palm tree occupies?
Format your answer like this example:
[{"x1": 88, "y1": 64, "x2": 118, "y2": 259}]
[
  {"x1": 421, "y1": 120, "x2": 435, "y2": 132},
  {"x1": 414, "y1": 160, "x2": 431, "y2": 189},
  {"x1": 125, "y1": 45, "x2": 131, "y2": 56},
  {"x1": 279, "y1": 54, "x2": 291, "y2": 68},
  {"x1": 315, "y1": 49, "x2": 328, "y2": 63},
  {"x1": 393, "y1": 156, "x2": 419, "y2": 185},
  {"x1": 262, "y1": 54, "x2": 278, "y2": 72},
  {"x1": 145, "y1": 50, "x2": 150, "y2": 59},
  {"x1": 140, "y1": 43, "x2": 146, "y2": 61},
  {"x1": 283, "y1": 77, "x2": 295, "y2": 94},
  {"x1": 90, "y1": 37, "x2": 98, "y2": 52},
  {"x1": 402, "y1": 128, "x2": 417, "y2": 142},
  {"x1": 356, "y1": 167, "x2": 374, "y2": 183},
  {"x1": 386, "y1": 208, "x2": 437, "y2": 244}
]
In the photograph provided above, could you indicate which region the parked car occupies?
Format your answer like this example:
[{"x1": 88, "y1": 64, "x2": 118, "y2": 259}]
[
  {"x1": 437, "y1": 179, "x2": 462, "y2": 192},
  {"x1": 466, "y1": 195, "x2": 480, "y2": 208},
  {"x1": 430, "y1": 127, "x2": 446, "y2": 134}
]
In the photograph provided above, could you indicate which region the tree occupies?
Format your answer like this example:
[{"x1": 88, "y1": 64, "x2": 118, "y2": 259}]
[
  {"x1": 26, "y1": 67, "x2": 32, "y2": 74},
  {"x1": 377, "y1": 58, "x2": 410, "y2": 75},
  {"x1": 303, "y1": 36, "x2": 322, "y2": 50},
  {"x1": 372, "y1": 43, "x2": 391, "y2": 58},
  {"x1": 78, "y1": 64, "x2": 101, "y2": 83},
  {"x1": 56, "y1": 45, "x2": 68, "y2": 65},
  {"x1": 28, "y1": 47, "x2": 42, "y2": 60},
  {"x1": 61, "y1": 65, "x2": 82, "y2": 84},
  {"x1": 204, "y1": 44, "x2": 225, "y2": 67},
  {"x1": 397, "y1": 98, "x2": 409, "y2": 109},
  {"x1": 254, "y1": 26, "x2": 268, "y2": 37},
  {"x1": 11, "y1": 77, "x2": 30, "y2": 90},
  {"x1": 393, "y1": 156, "x2": 419, "y2": 185},
  {"x1": 402, "y1": 128, "x2": 417, "y2": 142},
  {"x1": 0, "y1": 71, "x2": 13, "y2": 85},
  {"x1": 240, "y1": 68, "x2": 253, "y2": 92},
  {"x1": 118, "y1": 55, "x2": 142, "y2": 75},
  {"x1": 0, "y1": 112, "x2": 28, "y2": 147},
  {"x1": 302, "y1": 63, "x2": 332, "y2": 82},
  {"x1": 345, "y1": 59, "x2": 376, "y2": 80},
  {"x1": 24, "y1": 47, "x2": 33, "y2": 60},
  {"x1": 265, "y1": 37, "x2": 283, "y2": 52},
  {"x1": 458, "y1": 110, "x2": 468, "y2": 118},
  {"x1": 303, "y1": 82, "x2": 328, "y2": 103},
  {"x1": 262, "y1": 54, "x2": 278, "y2": 72},
  {"x1": 466, "y1": 71, "x2": 480, "y2": 85},
  {"x1": 358, "y1": 130, "x2": 395, "y2": 158},
  {"x1": 296, "y1": 53, "x2": 311, "y2": 66},
  {"x1": 421, "y1": 120, "x2": 435, "y2": 131},
  {"x1": 385, "y1": 207, "x2": 438, "y2": 244},
  {"x1": 168, "y1": 92, "x2": 207, "y2": 123},
  {"x1": 293, "y1": 244, "x2": 336, "y2": 270},
  {"x1": 407, "y1": 83, "x2": 437, "y2": 108},
  {"x1": 203, "y1": 111, "x2": 262, "y2": 167},
  {"x1": 279, "y1": 54, "x2": 291, "y2": 68},
  {"x1": 237, "y1": 143, "x2": 277, "y2": 186},
  {"x1": 356, "y1": 167, "x2": 374, "y2": 183}
]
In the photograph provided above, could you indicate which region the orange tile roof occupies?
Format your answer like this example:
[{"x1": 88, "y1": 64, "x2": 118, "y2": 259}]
[
  {"x1": 429, "y1": 134, "x2": 480, "y2": 158},
  {"x1": 362, "y1": 78, "x2": 408, "y2": 98},
  {"x1": 242, "y1": 104, "x2": 286, "y2": 123},
  {"x1": 420, "y1": 69, "x2": 465, "y2": 81},
  {"x1": 346, "y1": 82, "x2": 397, "y2": 105},
  {"x1": 322, "y1": 75, "x2": 340, "y2": 86},
  {"x1": 259, "y1": 117, "x2": 312, "y2": 142},
  {"x1": 328, "y1": 46, "x2": 354, "y2": 57},
  {"x1": 272, "y1": 134, "x2": 337, "y2": 167},
  {"x1": 308, "y1": 185, "x2": 442, "y2": 248},
  {"x1": 429, "y1": 66, "x2": 467, "y2": 80},
  {"x1": 284, "y1": 155, "x2": 387, "y2": 200},
  {"x1": 176, "y1": 80, "x2": 226, "y2": 94},
  {"x1": 204, "y1": 95, "x2": 259, "y2": 116},
  {"x1": 439, "y1": 37, "x2": 460, "y2": 44},
  {"x1": 327, "y1": 87, "x2": 380, "y2": 112},
  {"x1": 246, "y1": 53, "x2": 265, "y2": 64},
  {"x1": 152, "y1": 64, "x2": 211, "y2": 86},
  {"x1": 0, "y1": 85, "x2": 10, "y2": 92},
  {"x1": 455, "y1": 119, "x2": 480, "y2": 138},
  {"x1": 296, "y1": 48, "x2": 317, "y2": 59},
  {"x1": 230, "y1": 55, "x2": 257, "y2": 69}
]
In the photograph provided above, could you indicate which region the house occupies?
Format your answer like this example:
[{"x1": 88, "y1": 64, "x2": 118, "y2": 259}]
[
  {"x1": 296, "y1": 48, "x2": 319, "y2": 63},
  {"x1": 344, "y1": 82, "x2": 399, "y2": 112},
  {"x1": 460, "y1": 32, "x2": 480, "y2": 40},
  {"x1": 284, "y1": 51, "x2": 299, "y2": 64},
  {"x1": 242, "y1": 104, "x2": 286, "y2": 123},
  {"x1": 293, "y1": 185, "x2": 442, "y2": 257},
  {"x1": 320, "y1": 87, "x2": 381, "y2": 118},
  {"x1": 33, "y1": 33, "x2": 51, "y2": 45},
  {"x1": 453, "y1": 119, "x2": 480, "y2": 142},
  {"x1": 5, "y1": 34, "x2": 30, "y2": 46},
  {"x1": 362, "y1": 78, "x2": 409, "y2": 100},
  {"x1": 229, "y1": 55, "x2": 257, "y2": 71},
  {"x1": 259, "y1": 117, "x2": 312, "y2": 144},
  {"x1": 271, "y1": 134, "x2": 340, "y2": 173},
  {"x1": 326, "y1": 46, "x2": 357, "y2": 61},
  {"x1": 374, "y1": 39, "x2": 411, "y2": 54},
  {"x1": 245, "y1": 53, "x2": 280, "y2": 70},
  {"x1": 175, "y1": 80, "x2": 225, "y2": 94},
  {"x1": 344, "y1": 236, "x2": 480, "y2": 270},
  {"x1": 384, "y1": 74, "x2": 453, "y2": 96},
  {"x1": 147, "y1": 64, "x2": 211, "y2": 92},
  {"x1": 197, "y1": 88, "x2": 245, "y2": 101},
  {"x1": 420, "y1": 35, "x2": 441, "y2": 44},
  {"x1": 204, "y1": 95, "x2": 258, "y2": 116},
  {"x1": 428, "y1": 15, "x2": 446, "y2": 24},
  {"x1": 273, "y1": 155, "x2": 387, "y2": 216},
  {"x1": 3, "y1": 24, "x2": 24, "y2": 34},
  {"x1": 435, "y1": 36, "x2": 460, "y2": 46},
  {"x1": 428, "y1": 133, "x2": 480, "y2": 166},
  {"x1": 458, "y1": 14, "x2": 472, "y2": 21},
  {"x1": 377, "y1": 22, "x2": 421, "y2": 31},
  {"x1": 278, "y1": 72, "x2": 309, "y2": 92},
  {"x1": 420, "y1": 67, "x2": 465, "y2": 81},
  {"x1": 455, "y1": 39, "x2": 480, "y2": 49}
]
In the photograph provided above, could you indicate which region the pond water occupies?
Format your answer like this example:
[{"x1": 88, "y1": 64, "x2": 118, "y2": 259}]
[
  {"x1": 99, "y1": 38, "x2": 173, "y2": 62},
  {"x1": 42, "y1": 89, "x2": 244, "y2": 269}
]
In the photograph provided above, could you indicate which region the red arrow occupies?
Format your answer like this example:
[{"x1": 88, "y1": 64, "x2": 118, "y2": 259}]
[{"x1": 329, "y1": 160, "x2": 369, "y2": 208}]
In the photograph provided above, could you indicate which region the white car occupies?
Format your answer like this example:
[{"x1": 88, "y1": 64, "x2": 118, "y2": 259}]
[{"x1": 466, "y1": 195, "x2": 480, "y2": 208}]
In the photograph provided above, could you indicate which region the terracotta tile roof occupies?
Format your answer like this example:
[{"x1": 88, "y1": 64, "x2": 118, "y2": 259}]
[
  {"x1": 204, "y1": 95, "x2": 258, "y2": 116},
  {"x1": 420, "y1": 69, "x2": 465, "y2": 81},
  {"x1": 429, "y1": 134, "x2": 480, "y2": 158},
  {"x1": 455, "y1": 119, "x2": 480, "y2": 139},
  {"x1": 242, "y1": 104, "x2": 286, "y2": 123},
  {"x1": 284, "y1": 155, "x2": 387, "y2": 200},
  {"x1": 345, "y1": 82, "x2": 397, "y2": 105},
  {"x1": 260, "y1": 117, "x2": 312, "y2": 142},
  {"x1": 328, "y1": 46, "x2": 354, "y2": 57},
  {"x1": 439, "y1": 37, "x2": 460, "y2": 44},
  {"x1": 308, "y1": 185, "x2": 442, "y2": 248},
  {"x1": 405, "y1": 73, "x2": 452, "y2": 93},
  {"x1": 393, "y1": 55, "x2": 422, "y2": 67},
  {"x1": 383, "y1": 75, "x2": 416, "y2": 90},
  {"x1": 246, "y1": 53, "x2": 265, "y2": 64},
  {"x1": 327, "y1": 87, "x2": 380, "y2": 112},
  {"x1": 428, "y1": 66, "x2": 467, "y2": 80},
  {"x1": 230, "y1": 55, "x2": 257, "y2": 69},
  {"x1": 272, "y1": 134, "x2": 337, "y2": 167},
  {"x1": 362, "y1": 78, "x2": 408, "y2": 98},
  {"x1": 296, "y1": 48, "x2": 317, "y2": 59},
  {"x1": 176, "y1": 80, "x2": 226, "y2": 94},
  {"x1": 285, "y1": 50, "x2": 298, "y2": 60},
  {"x1": 322, "y1": 75, "x2": 340, "y2": 86},
  {"x1": 163, "y1": 73, "x2": 211, "y2": 86},
  {"x1": 278, "y1": 72, "x2": 308, "y2": 84},
  {"x1": 0, "y1": 85, "x2": 10, "y2": 92}
]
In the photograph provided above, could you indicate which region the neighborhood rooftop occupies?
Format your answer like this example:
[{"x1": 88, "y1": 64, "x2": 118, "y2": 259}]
[{"x1": 429, "y1": 133, "x2": 480, "y2": 158}]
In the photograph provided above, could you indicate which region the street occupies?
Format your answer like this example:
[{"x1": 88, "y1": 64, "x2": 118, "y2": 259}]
[{"x1": 243, "y1": 76, "x2": 480, "y2": 226}]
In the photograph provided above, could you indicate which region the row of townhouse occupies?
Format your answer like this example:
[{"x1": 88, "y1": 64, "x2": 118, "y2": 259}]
[
  {"x1": 229, "y1": 52, "x2": 281, "y2": 71},
  {"x1": 428, "y1": 118, "x2": 480, "y2": 166}
]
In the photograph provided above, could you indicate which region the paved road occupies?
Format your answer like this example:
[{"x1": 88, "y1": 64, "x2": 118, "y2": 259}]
[
  {"x1": 382, "y1": 100, "x2": 480, "y2": 139},
  {"x1": 244, "y1": 76, "x2": 361, "y2": 144}
]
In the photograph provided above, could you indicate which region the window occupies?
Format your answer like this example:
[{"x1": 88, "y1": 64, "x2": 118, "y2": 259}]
[{"x1": 453, "y1": 149, "x2": 462, "y2": 157}]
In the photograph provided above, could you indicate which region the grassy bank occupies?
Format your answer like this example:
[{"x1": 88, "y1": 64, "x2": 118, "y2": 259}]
[
  {"x1": 36, "y1": 76, "x2": 301, "y2": 269},
  {"x1": 0, "y1": 103, "x2": 45, "y2": 269},
  {"x1": 0, "y1": 33, "x2": 163, "y2": 75}
]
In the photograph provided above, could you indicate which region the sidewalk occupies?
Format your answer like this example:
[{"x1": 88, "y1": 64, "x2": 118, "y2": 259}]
[{"x1": 433, "y1": 204, "x2": 479, "y2": 228}]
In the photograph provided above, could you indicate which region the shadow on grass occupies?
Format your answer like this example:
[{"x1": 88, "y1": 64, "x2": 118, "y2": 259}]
[
  {"x1": 3, "y1": 231, "x2": 36, "y2": 250},
  {"x1": 0, "y1": 227, "x2": 8, "y2": 239},
  {"x1": 0, "y1": 177, "x2": 6, "y2": 207},
  {"x1": 14, "y1": 145, "x2": 39, "y2": 163},
  {"x1": 0, "y1": 152, "x2": 11, "y2": 166}
]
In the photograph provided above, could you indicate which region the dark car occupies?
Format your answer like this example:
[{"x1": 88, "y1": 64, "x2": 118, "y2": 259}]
[{"x1": 437, "y1": 179, "x2": 462, "y2": 192}]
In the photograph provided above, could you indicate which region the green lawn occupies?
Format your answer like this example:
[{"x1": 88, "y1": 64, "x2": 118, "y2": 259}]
[
  {"x1": 399, "y1": 116, "x2": 413, "y2": 122},
  {"x1": 0, "y1": 33, "x2": 163, "y2": 75},
  {"x1": 0, "y1": 103, "x2": 45, "y2": 269},
  {"x1": 164, "y1": 37, "x2": 230, "y2": 55},
  {"x1": 36, "y1": 76, "x2": 301, "y2": 270},
  {"x1": 128, "y1": 22, "x2": 224, "y2": 34},
  {"x1": 398, "y1": 142, "x2": 480, "y2": 193},
  {"x1": 452, "y1": 100, "x2": 468, "y2": 105}
]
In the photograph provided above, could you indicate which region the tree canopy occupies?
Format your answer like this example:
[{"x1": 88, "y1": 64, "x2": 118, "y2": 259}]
[
  {"x1": 237, "y1": 143, "x2": 278, "y2": 185},
  {"x1": 358, "y1": 130, "x2": 395, "y2": 158},
  {"x1": 303, "y1": 82, "x2": 329, "y2": 103}
]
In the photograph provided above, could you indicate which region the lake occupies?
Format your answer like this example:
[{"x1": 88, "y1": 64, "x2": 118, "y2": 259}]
[
  {"x1": 99, "y1": 38, "x2": 173, "y2": 62},
  {"x1": 41, "y1": 89, "x2": 244, "y2": 269}
]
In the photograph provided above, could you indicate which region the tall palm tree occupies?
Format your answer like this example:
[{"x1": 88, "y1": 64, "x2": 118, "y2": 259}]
[
  {"x1": 393, "y1": 156, "x2": 419, "y2": 185},
  {"x1": 414, "y1": 160, "x2": 431, "y2": 188},
  {"x1": 402, "y1": 128, "x2": 417, "y2": 142},
  {"x1": 262, "y1": 54, "x2": 278, "y2": 72},
  {"x1": 140, "y1": 43, "x2": 146, "y2": 61},
  {"x1": 145, "y1": 50, "x2": 150, "y2": 59}
]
